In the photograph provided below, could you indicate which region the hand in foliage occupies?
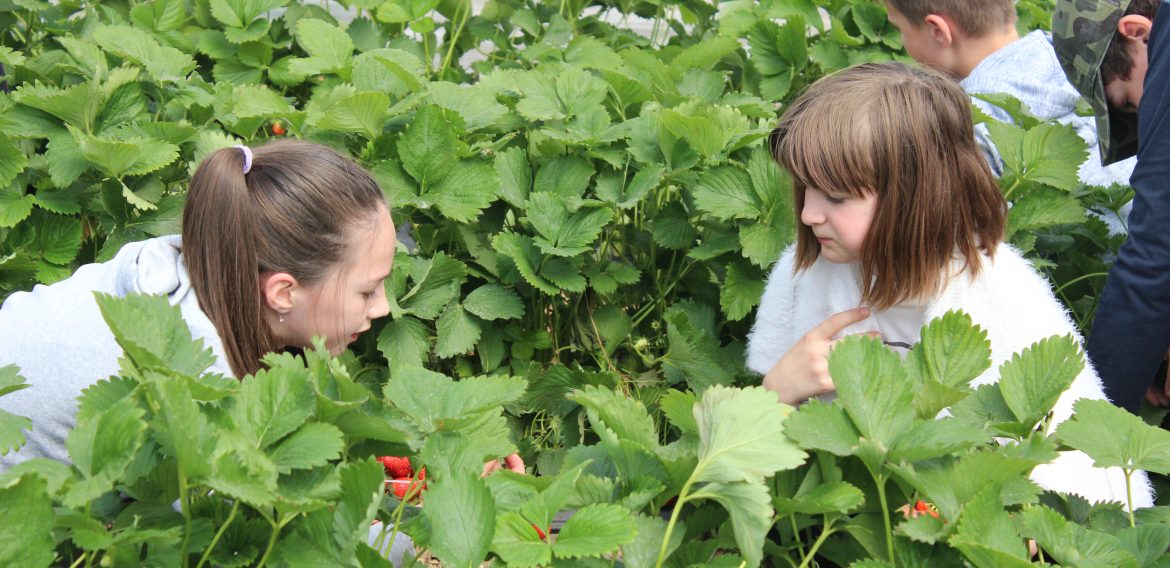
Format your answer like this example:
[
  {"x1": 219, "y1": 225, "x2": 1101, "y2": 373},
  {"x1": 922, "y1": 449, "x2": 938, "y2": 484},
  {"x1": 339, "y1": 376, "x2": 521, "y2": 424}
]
[
  {"x1": 762, "y1": 307, "x2": 875, "y2": 404},
  {"x1": 481, "y1": 452, "x2": 526, "y2": 476},
  {"x1": 1143, "y1": 346, "x2": 1170, "y2": 407}
]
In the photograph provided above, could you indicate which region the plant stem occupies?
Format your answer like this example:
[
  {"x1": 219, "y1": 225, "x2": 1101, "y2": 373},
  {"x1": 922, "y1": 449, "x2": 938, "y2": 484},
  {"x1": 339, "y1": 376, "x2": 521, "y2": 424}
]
[
  {"x1": 788, "y1": 514, "x2": 807, "y2": 564},
  {"x1": 586, "y1": 296, "x2": 618, "y2": 372},
  {"x1": 654, "y1": 477, "x2": 696, "y2": 568},
  {"x1": 68, "y1": 553, "x2": 87, "y2": 568},
  {"x1": 195, "y1": 500, "x2": 240, "y2": 568},
  {"x1": 797, "y1": 519, "x2": 835, "y2": 568},
  {"x1": 255, "y1": 518, "x2": 284, "y2": 568},
  {"x1": 384, "y1": 470, "x2": 417, "y2": 554},
  {"x1": 1126, "y1": 468, "x2": 1136, "y2": 528},
  {"x1": 874, "y1": 474, "x2": 895, "y2": 566},
  {"x1": 178, "y1": 470, "x2": 192, "y2": 568},
  {"x1": 438, "y1": 0, "x2": 469, "y2": 79},
  {"x1": 1053, "y1": 272, "x2": 1108, "y2": 295},
  {"x1": 1002, "y1": 177, "x2": 1023, "y2": 201}
]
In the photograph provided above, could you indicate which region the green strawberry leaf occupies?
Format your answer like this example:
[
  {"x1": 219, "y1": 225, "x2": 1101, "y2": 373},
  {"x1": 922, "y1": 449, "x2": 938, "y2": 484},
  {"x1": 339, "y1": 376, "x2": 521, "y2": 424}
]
[
  {"x1": 314, "y1": 91, "x2": 389, "y2": 139},
  {"x1": 269, "y1": 423, "x2": 345, "y2": 473},
  {"x1": 0, "y1": 134, "x2": 28, "y2": 188},
  {"x1": 692, "y1": 165, "x2": 760, "y2": 220},
  {"x1": 1016, "y1": 504, "x2": 1137, "y2": 567},
  {"x1": 997, "y1": 335, "x2": 1083, "y2": 428},
  {"x1": 425, "y1": 474, "x2": 496, "y2": 568},
  {"x1": 425, "y1": 160, "x2": 498, "y2": 223},
  {"x1": 694, "y1": 386, "x2": 806, "y2": 484},
  {"x1": 1055, "y1": 398, "x2": 1170, "y2": 474},
  {"x1": 492, "y1": 511, "x2": 552, "y2": 567},
  {"x1": 552, "y1": 503, "x2": 637, "y2": 559},
  {"x1": 292, "y1": 18, "x2": 354, "y2": 76},
  {"x1": 435, "y1": 303, "x2": 482, "y2": 359},
  {"x1": 494, "y1": 147, "x2": 531, "y2": 208},
  {"x1": 720, "y1": 262, "x2": 763, "y2": 321},
  {"x1": 95, "y1": 293, "x2": 217, "y2": 376},
  {"x1": 93, "y1": 25, "x2": 196, "y2": 82},
  {"x1": 686, "y1": 481, "x2": 772, "y2": 568},
  {"x1": 0, "y1": 474, "x2": 55, "y2": 567},
  {"x1": 398, "y1": 104, "x2": 458, "y2": 190},
  {"x1": 230, "y1": 365, "x2": 316, "y2": 450},
  {"x1": 377, "y1": 316, "x2": 432, "y2": 369},
  {"x1": 783, "y1": 399, "x2": 860, "y2": 456},
  {"x1": 569, "y1": 385, "x2": 659, "y2": 451},
  {"x1": 464, "y1": 285, "x2": 525, "y2": 321},
  {"x1": 830, "y1": 336, "x2": 915, "y2": 444}
]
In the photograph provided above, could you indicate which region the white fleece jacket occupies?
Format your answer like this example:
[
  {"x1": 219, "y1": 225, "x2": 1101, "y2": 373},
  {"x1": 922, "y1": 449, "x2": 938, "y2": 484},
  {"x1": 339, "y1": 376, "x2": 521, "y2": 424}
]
[{"x1": 747, "y1": 244, "x2": 1154, "y2": 508}]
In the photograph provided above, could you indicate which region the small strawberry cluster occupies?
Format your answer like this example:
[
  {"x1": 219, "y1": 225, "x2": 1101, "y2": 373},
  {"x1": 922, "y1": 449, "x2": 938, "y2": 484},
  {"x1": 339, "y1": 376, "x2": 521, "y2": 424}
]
[{"x1": 379, "y1": 456, "x2": 426, "y2": 501}]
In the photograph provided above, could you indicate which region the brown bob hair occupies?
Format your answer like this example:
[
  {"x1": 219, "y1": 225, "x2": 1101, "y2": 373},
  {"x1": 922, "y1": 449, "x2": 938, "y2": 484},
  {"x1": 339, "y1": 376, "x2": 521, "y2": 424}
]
[
  {"x1": 770, "y1": 62, "x2": 1006, "y2": 310},
  {"x1": 182, "y1": 139, "x2": 387, "y2": 377}
]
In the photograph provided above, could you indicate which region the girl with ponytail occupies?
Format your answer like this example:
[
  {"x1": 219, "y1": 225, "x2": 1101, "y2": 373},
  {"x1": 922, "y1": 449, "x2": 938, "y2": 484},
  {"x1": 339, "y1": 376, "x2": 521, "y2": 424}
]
[{"x1": 0, "y1": 139, "x2": 396, "y2": 461}]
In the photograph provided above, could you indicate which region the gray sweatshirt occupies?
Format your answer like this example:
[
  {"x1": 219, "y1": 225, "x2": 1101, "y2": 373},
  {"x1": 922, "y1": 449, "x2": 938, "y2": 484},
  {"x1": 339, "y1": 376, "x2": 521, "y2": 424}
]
[{"x1": 0, "y1": 235, "x2": 232, "y2": 468}]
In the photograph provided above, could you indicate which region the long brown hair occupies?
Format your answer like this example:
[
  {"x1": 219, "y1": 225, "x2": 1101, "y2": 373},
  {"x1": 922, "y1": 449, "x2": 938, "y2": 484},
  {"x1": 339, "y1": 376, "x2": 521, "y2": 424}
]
[
  {"x1": 182, "y1": 140, "x2": 386, "y2": 377},
  {"x1": 770, "y1": 62, "x2": 1006, "y2": 310}
]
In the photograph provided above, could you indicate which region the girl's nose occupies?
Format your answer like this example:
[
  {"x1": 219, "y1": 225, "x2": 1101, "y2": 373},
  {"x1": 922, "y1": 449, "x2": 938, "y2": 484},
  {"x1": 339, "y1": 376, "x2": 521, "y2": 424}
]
[
  {"x1": 371, "y1": 286, "x2": 391, "y2": 320},
  {"x1": 800, "y1": 201, "x2": 823, "y2": 226}
]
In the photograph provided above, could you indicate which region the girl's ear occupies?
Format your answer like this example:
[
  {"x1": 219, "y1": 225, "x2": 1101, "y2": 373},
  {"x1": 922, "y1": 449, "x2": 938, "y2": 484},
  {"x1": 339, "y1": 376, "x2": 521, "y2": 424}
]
[
  {"x1": 1118, "y1": 15, "x2": 1153, "y2": 45},
  {"x1": 923, "y1": 14, "x2": 955, "y2": 47},
  {"x1": 260, "y1": 272, "x2": 299, "y2": 315}
]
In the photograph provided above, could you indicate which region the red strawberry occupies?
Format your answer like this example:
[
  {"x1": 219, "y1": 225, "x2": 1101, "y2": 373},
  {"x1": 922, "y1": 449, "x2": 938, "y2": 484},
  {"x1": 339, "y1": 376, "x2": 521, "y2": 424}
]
[
  {"x1": 270, "y1": 121, "x2": 286, "y2": 136},
  {"x1": 417, "y1": 467, "x2": 426, "y2": 480},
  {"x1": 531, "y1": 523, "x2": 548, "y2": 540},
  {"x1": 914, "y1": 500, "x2": 940, "y2": 519},
  {"x1": 391, "y1": 476, "x2": 423, "y2": 500},
  {"x1": 379, "y1": 456, "x2": 413, "y2": 478}
]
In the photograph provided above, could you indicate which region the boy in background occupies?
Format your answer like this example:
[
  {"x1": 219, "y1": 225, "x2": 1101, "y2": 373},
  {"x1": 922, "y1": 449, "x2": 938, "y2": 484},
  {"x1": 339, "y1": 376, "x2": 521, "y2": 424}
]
[
  {"x1": 1054, "y1": 0, "x2": 1169, "y2": 413},
  {"x1": 884, "y1": 0, "x2": 1135, "y2": 225}
]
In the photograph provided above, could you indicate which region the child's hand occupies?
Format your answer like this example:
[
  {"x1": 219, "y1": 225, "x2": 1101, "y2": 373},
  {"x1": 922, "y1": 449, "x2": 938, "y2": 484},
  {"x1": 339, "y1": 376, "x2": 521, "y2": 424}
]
[
  {"x1": 482, "y1": 453, "x2": 526, "y2": 476},
  {"x1": 1144, "y1": 346, "x2": 1170, "y2": 407},
  {"x1": 762, "y1": 307, "x2": 873, "y2": 404}
]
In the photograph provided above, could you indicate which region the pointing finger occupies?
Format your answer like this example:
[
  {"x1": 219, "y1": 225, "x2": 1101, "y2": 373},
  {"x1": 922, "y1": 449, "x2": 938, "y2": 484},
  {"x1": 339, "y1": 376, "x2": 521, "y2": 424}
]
[{"x1": 810, "y1": 307, "x2": 871, "y2": 341}]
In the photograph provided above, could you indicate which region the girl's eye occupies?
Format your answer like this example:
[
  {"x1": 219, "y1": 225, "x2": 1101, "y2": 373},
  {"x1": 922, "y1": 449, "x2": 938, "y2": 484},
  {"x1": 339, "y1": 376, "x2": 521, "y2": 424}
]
[
  {"x1": 361, "y1": 291, "x2": 375, "y2": 299},
  {"x1": 826, "y1": 195, "x2": 847, "y2": 204}
]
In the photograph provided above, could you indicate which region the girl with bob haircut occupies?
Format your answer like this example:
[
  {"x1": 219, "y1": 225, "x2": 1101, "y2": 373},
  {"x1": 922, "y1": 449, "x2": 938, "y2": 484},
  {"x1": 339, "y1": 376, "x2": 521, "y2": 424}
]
[{"x1": 747, "y1": 62, "x2": 1153, "y2": 508}]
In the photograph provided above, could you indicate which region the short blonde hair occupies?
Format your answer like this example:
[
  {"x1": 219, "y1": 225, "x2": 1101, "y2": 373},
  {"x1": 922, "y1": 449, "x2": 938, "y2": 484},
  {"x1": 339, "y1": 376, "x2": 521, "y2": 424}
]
[
  {"x1": 770, "y1": 62, "x2": 1006, "y2": 310},
  {"x1": 887, "y1": 0, "x2": 1017, "y2": 37}
]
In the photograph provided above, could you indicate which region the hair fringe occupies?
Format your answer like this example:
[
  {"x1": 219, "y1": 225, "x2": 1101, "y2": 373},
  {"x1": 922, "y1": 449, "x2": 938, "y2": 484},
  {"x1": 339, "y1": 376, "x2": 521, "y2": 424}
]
[{"x1": 771, "y1": 62, "x2": 1007, "y2": 310}]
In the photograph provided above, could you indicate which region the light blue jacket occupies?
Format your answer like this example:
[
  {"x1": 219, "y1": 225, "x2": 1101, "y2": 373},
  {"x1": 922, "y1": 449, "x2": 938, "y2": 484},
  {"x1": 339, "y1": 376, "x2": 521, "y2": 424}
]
[
  {"x1": 962, "y1": 30, "x2": 1135, "y2": 232},
  {"x1": 0, "y1": 236, "x2": 232, "y2": 468}
]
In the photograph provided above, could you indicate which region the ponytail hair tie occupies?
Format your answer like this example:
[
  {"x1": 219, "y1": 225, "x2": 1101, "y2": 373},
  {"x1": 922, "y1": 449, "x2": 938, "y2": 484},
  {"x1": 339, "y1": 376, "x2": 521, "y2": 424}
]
[{"x1": 233, "y1": 144, "x2": 253, "y2": 174}]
